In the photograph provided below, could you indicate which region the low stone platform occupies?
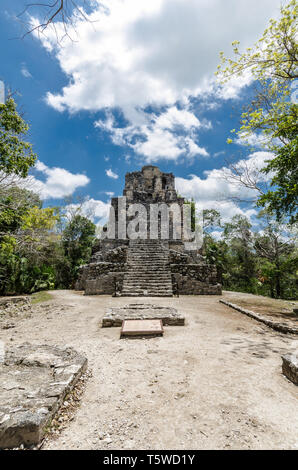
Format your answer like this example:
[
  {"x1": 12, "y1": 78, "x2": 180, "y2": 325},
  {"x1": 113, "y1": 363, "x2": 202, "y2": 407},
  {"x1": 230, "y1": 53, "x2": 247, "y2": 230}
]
[
  {"x1": 0, "y1": 343, "x2": 87, "y2": 449},
  {"x1": 282, "y1": 354, "x2": 298, "y2": 385},
  {"x1": 102, "y1": 303, "x2": 185, "y2": 327}
]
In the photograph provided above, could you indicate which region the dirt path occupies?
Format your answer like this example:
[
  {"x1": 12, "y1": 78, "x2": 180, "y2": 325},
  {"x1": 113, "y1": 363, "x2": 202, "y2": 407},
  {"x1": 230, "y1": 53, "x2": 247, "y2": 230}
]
[{"x1": 1, "y1": 290, "x2": 297, "y2": 450}]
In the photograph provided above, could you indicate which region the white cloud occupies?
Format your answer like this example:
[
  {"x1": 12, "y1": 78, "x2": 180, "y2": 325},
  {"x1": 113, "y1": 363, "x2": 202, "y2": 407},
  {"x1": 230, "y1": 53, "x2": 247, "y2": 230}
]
[
  {"x1": 30, "y1": 160, "x2": 90, "y2": 199},
  {"x1": 96, "y1": 106, "x2": 209, "y2": 162},
  {"x1": 21, "y1": 64, "x2": 32, "y2": 78},
  {"x1": 214, "y1": 150, "x2": 225, "y2": 158},
  {"x1": 66, "y1": 197, "x2": 111, "y2": 225},
  {"x1": 105, "y1": 191, "x2": 115, "y2": 197},
  {"x1": 175, "y1": 151, "x2": 274, "y2": 221},
  {"x1": 39, "y1": 0, "x2": 280, "y2": 115},
  {"x1": 106, "y1": 168, "x2": 119, "y2": 179},
  {"x1": 210, "y1": 230, "x2": 223, "y2": 241},
  {"x1": 34, "y1": 0, "x2": 281, "y2": 161},
  {"x1": 234, "y1": 132, "x2": 269, "y2": 148}
]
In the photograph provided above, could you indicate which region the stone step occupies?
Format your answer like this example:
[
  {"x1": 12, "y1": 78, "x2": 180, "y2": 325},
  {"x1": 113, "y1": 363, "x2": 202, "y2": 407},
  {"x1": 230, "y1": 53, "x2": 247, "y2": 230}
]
[
  {"x1": 126, "y1": 267, "x2": 170, "y2": 277},
  {"x1": 128, "y1": 254, "x2": 167, "y2": 257},
  {"x1": 128, "y1": 254, "x2": 168, "y2": 258},
  {"x1": 123, "y1": 279, "x2": 172, "y2": 287},
  {"x1": 124, "y1": 273, "x2": 172, "y2": 278},
  {"x1": 123, "y1": 284, "x2": 171, "y2": 291},
  {"x1": 128, "y1": 257, "x2": 167, "y2": 260},
  {"x1": 126, "y1": 264, "x2": 169, "y2": 268},
  {"x1": 123, "y1": 283, "x2": 171, "y2": 290},
  {"x1": 124, "y1": 276, "x2": 172, "y2": 280},
  {"x1": 122, "y1": 288, "x2": 173, "y2": 292},
  {"x1": 129, "y1": 240, "x2": 167, "y2": 244},
  {"x1": 121, "y1": 293, "x2": 173, "y2": 297},
  {"x1": 128, "y1": 262, "x2": 167, "y2": 265},
  {"x1": 126, "y1": 275, "x2": 169, "y2": 278},
  {"x1": 121, "y1": 294, "x2": 173, "y2": 297},
  {"x1": 127, "y1": 258, "x2": 168, "y2": 261},
  {"x1": 121, "y1": 239, "x2": 173, "y2": 297}
]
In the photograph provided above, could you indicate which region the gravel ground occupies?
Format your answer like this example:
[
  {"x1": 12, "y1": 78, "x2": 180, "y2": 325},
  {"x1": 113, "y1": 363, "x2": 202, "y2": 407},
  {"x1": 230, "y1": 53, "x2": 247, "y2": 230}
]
[{"x1": 0, "y1": 290, "x2": 297, "y2": 450}]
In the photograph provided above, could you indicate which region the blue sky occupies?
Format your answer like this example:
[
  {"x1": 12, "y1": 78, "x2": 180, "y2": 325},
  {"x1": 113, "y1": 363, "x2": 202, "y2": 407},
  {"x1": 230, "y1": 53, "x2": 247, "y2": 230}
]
[{"x1": 1, "y1": 0, "x2": 281, "y2": 228}]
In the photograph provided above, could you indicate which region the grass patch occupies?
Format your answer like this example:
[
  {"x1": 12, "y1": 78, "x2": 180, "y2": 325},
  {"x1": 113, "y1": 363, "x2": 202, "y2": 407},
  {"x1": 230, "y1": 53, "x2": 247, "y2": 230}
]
[{"x1": 31, "y1": 291, "x2": 53, "y2": 304}]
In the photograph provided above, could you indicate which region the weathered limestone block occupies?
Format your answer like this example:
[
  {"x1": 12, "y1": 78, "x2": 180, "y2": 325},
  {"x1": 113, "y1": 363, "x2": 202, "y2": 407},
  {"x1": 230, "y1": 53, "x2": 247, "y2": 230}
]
[
  {"x1": 170, "y1": 263, "x2": 218, "y2": 283},
  {"x1": 75, "y1": 261, "x2": 126, "y2": 291},
  {"x1": 0, "y1": 344, "x2": 87, "y2": 448},
  {"x1": 282, "y1": 354, "x2": 298, "y2": 385},
  {"x1": 169, "y1": 249, "x2": 205, "y2": 265},
  {"x1": 85, "y1": 272, "x2": 125, "y2": 295},
  {"x1": 102, "y1": 304, "x2": 185, "y2": 327},
  {"x1": 170, "y1": 264, "x2": 221, "y2": 294},
  {"x1": 90, "y1": 245, "x2": 128, "y2": 263}
]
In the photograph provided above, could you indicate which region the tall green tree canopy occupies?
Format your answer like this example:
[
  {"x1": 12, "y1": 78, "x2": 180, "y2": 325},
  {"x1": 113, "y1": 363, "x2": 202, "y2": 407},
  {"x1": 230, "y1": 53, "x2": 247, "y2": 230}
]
[
  {"x1": 0, "y1": 97, "x2": 36, "y2": 178},
  {"x1": 217, "y1": 0, "x2": 298, "y2": 223},
  {"x1": 62, "y1": 214, "x2": 96, "y2": 271}
]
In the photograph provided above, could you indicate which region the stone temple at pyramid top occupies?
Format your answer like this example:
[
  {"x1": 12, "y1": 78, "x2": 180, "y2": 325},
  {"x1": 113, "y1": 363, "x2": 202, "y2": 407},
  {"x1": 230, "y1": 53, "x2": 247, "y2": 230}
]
[{"x1": 123, "y1": 165, "x2": 183, "y2": 204}]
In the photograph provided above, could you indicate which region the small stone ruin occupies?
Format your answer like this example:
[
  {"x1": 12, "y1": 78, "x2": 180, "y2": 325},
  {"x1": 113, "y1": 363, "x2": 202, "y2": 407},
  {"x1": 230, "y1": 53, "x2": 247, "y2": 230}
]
[{"x1": 102, "y1": 303, "x2": 185, "y2": 327}]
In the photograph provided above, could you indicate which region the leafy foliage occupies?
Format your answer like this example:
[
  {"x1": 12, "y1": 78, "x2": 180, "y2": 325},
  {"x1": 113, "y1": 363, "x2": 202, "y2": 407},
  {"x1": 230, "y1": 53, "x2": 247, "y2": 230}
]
[
  {"x1": 217, "y1": 0, "x2": 298, "y2": 223},
  {"x1": 62, "y1": 214, "x2": 96, "y2": 283},
  {"x1": 0, "y1": 98, "x2": 36, "y2": 177},
  {"x1": 204, "y1": 211, "x2": 297, "y2": 299},
  {"x1": 0, "y1": 190, "x2": 96, "y2": 295}
]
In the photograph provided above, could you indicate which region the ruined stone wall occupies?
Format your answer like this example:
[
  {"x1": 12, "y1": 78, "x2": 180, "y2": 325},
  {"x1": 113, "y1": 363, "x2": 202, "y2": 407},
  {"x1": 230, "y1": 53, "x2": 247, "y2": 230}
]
[
  {"x1": 85, "y1": 273, "x2": 125, "y2": 295},
  {"x1": 171, "y1": 264, "x2": 221, "y2": 295},
  {"x1": 75, "y1": 243, "x2": 127, "y2": 292},
  {"x1": 124, "y1": 165, "x2": 176, "y2": 201}
]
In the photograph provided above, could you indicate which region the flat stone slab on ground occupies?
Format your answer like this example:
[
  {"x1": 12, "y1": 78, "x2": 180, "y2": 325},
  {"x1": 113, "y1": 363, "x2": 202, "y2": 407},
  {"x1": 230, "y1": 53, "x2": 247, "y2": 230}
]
[
  {"x1": 121, "y1": 319, "x2": 164, "y2": 337},
  {"x1": 102, "y1": 303, "x2": 185, "y2": 327},
  {"x1": 0, "y1": 343, "x2": 87, "y2": 449},
  {"x1": 282, "y1": 354, "x2": 298, "y2": 385}
]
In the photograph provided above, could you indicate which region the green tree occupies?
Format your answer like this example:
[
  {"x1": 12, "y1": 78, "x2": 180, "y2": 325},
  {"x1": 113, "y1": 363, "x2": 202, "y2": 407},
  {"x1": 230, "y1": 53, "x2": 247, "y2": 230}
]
[
  {"x1": 62, "y1": 214, "x2": 96, "y2": 282},
  {"x1": 223, "y1": 215, "x2": 257, "y2": 292},
  {"x1": 0, "y1": 187, "x2": 41, "y2": 234},
  {"x1": 217, "y1": 0, "x2": 298, "y2": 223},
  {"x1": 254, "y1": 210, "x2": 297, "y2": 298},
  {"x1": 257, "y1": 128, "x2": 297, "y2": 223},
  {"x1": 0, "y1": 202, "x2": 61, "y2": 295},
  {"x1": 203, "y1": 209, "x2": 221, "y2": 233}
]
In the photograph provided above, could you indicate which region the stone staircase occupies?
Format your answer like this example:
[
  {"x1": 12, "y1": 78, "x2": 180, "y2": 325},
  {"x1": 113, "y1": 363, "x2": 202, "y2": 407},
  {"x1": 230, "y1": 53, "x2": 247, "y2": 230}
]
[{"x1": 121, "y1": 239, "x2": 173, "y2": 297}]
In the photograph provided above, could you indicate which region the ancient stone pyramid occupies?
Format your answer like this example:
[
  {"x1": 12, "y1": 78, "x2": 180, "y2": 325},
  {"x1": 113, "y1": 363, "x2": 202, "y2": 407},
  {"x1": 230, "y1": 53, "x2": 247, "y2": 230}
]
[{"x1": 76, "y1": 165, "x2": 221, "y2": 297}]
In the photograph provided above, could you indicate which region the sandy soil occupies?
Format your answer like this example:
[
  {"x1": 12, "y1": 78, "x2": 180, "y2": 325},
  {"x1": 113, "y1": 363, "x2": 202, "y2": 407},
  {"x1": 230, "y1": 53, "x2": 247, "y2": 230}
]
[{"x1": 0, "y1": 290, "x2": 297, "y2": 450}]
